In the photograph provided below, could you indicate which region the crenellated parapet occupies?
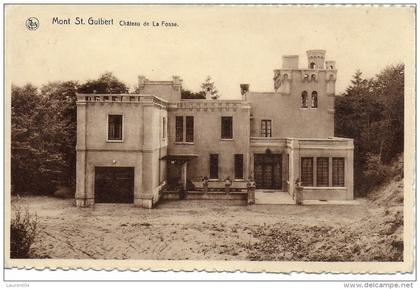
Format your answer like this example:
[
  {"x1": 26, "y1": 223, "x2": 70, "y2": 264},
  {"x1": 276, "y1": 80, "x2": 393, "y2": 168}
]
[
  {"x1": 168, "y1": 100, "x2": 251, "y2": 112},
  {"x1": 76, "y1": 93, "x2": 169, "y2": 108}
]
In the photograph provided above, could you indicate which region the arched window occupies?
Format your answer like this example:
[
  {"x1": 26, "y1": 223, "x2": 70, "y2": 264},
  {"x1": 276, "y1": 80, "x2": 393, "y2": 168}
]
[
  {"x1": 329, "y1": 74, "x2": 335, "y2": 80},
  {"x1": 329, "y1": 65, "x2": 334, "y2": 69},
  {"x1": 311, "y1": 91, "x2": 318, "y2": 108},
  {"x1": 283, "y1": 73, "x2": 288, "y2": 80},
  {"x1": 301, "y1": 91, "x2": 308, "y2": 108},
  {"x1": 311, "y1": 74, "x2": 317, "y2": 81},
  {"x1": 310, "y1": 62, "x2": 316, "y2": 69},
  {"x1": 303, "y1": 74, "x2": 309, "y2": 81}
]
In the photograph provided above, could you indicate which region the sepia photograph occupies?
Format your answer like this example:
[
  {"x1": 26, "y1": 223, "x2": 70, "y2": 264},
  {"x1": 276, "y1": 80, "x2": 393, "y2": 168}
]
[{"x1": 3, "y1": 3, "x2": 416, "y2": 279}]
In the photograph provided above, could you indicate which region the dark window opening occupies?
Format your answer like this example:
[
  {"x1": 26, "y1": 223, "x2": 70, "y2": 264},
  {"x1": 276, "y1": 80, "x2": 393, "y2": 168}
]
[
  {"x1": 221, "y1": 117, "x2": 233, "y2": 139},
  {"x1": 311, "y1": 91, "x2": 318, "y2": 108},
  {"x1": 261, "y1": 119, "x2": 272, "y2": 137},
  {"x1": 108, "y1": 115, "x2": 123, "y2": 140},
  {"x1": 210, "y1": 154, "x2": 219, "y2": 179},
  {"x1": 175, "y1": 116, "x2": 183, "y2": 142},
  {"x1": 316, "y1": 157, "x2": 329, "y2": 186},
  {"x1": 311, "y1": 74, "x2": 317, "y2": 81},
  {"x1": 234, "y1": 154, "x2": 244, "y2": 179},
  {"x1": 186, "y1": 116, "x2": 194, "y2": 142},
  {"x1": 310, "y1": 62, "x2": 316, "y2": 69},
  {"x1": 301, "y1": 157, "x2": 313, "y2": 186},
  {"x1": 333, "y1": 158, "x2": 345, "y2": 186},
  {"x1": 162, "y1": 117, "x2": 166, "y2": 139},
  {"x1": 301, "y1": 91, "x2": 308, "y2": 108}
]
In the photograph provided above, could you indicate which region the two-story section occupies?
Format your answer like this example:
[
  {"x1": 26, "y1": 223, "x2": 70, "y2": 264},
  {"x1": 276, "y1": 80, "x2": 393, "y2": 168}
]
[
  {"x1": 166, "y1": 100, "x2": 251, "y2": 189},
  {"x1": 244, "y1": 50, "x2": 354, "y2": 200},
  {"x1": 75, "y1": 93, "x2": 169, "y2": 208}
]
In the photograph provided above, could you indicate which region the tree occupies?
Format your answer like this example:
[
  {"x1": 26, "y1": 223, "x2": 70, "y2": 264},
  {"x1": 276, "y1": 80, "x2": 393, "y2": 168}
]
[
  {"x1": 78, "y1": 72, "x2": 128, "y2": 94},
  {"x1": 40, "y1": 81, "x2": 79, "y2": 187},
  {"x1": 11, "y1": 84, "x2": 67, "y2": 194},
  {"x1": 335, "y1": 64, "x2": 404, "y2": 196},
  {"x1": 11, "y1": 72, "x2": 129, "y2": 195},
  {"x1": 181, "y1": 88, "x2": 205, "y2": 99},
  {"x1": 200, "y1": 76, "x2": 219, "y2": 99}
]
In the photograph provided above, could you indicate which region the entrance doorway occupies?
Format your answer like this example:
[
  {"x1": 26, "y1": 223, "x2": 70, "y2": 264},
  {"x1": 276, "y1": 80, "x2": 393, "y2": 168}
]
[
  {"x1": 254, "y1": 154, "x2": 282, "y2": 189},
  {"x1": 94, "y1": 167, "x2": 134, "y2": 203}
]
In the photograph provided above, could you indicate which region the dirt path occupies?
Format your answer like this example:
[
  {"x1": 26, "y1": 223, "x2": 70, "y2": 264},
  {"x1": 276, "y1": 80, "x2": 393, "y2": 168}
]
[{"x1": 10, "y1": 196, "x2": 401, "y2": 261}]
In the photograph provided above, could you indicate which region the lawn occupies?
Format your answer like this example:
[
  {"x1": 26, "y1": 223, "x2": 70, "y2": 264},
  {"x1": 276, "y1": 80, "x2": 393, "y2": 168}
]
[{"x1": 10, "y1": 195, "x2": 403, "y2": 261}]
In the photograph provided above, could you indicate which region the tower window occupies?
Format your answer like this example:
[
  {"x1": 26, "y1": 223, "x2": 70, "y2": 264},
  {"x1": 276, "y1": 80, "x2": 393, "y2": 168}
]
[
  {"x1": 301, "y1": 91, "x2": 308, "y2": 108},
  {"x1": 330, "y1": 65, "x2": 334, "y2": 69},
  {"x1": 303, "y1": 74, "x2": 309, "y2": 81},
  {"x1": 283, "y1": 74, "x2": 288, "y2": 80},
  {"x1": 311, "y1": 91, "x2": 318, "y2": 108},
  {"x1": 311, "y1": 74, "x2": 317, "y2": 81},
  {"x1": 310, "y1": 62, "x2": 316, "y2": 69}
]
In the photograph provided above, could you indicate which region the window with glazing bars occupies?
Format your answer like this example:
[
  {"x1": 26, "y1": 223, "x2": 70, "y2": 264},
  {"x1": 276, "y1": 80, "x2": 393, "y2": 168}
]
[
  {"x1": 175, "y1": 116, "x2": 183, "y2": 142},
  {"x1": 221, "y1": 117, "x2": 233, "y2": 139},
  {"x1": 316, "y1": 157, "x2": 329, "y2": 186},
  {"x1": 185, "y1": 116, "x2": 194, "y2": 142},
  {"x1": 332, "y1": 158, "x2": 345, "y2": 186},
  {"x1": 261, "y1": 120, "x2": 272, "y2": 137},
  {"x1": 108, "y1": 115, "x2": 123, "y2": 140},
  {"x1": 301, "y1": 157, "x2": 313, "y2": 186}
]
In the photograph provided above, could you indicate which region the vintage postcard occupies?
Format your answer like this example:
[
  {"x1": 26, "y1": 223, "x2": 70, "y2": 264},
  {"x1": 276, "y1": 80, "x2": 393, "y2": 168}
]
[{"x1": 4, "y1": 4, "x2": 416, "y2": 274}]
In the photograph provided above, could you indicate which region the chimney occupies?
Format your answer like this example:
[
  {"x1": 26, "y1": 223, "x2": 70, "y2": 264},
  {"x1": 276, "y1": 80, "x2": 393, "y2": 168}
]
[
  {"x1": 240, "y1": 84, "x2": 250, "y2": 96},
  {"x1": 282, "y1": 55, "x2": 299, "y2": 69}
]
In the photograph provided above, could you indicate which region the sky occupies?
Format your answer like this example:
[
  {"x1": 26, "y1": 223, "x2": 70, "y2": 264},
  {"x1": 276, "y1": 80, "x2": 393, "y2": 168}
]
[{"x1": 6, "y1": 5, "x2": 415, "y2": 99}]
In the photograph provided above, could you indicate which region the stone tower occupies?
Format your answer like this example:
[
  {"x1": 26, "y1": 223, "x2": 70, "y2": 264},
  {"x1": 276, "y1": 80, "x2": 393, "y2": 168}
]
[{"x1": 307, "y1": 49, "x2": 326, "y2": 69}]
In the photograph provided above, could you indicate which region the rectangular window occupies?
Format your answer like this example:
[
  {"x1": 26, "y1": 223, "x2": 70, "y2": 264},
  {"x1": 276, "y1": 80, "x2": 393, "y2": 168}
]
[
  {"x1": 162, "y1": 117, "x2": 166, "y2": 139},
  {"x1": 234, "y1": 154, "x2": 244, "y2": 179},
  {"x1": 185, "y1": 116, "x2": 194, "y2": 142},
  {"x1": 332, "y1": 158, "x2": 345, "y2": 187},
  {"x1": 316, "y1": 157, "x2": 329, "y2": 187},
  {"x1": 261, "y1": 120, "x2": 272, "y2": 137},
  {"x1": 301, "y1": 157, "x2": 313, "y2": 186},
  {"x1": 221, "y1": 117, "x2": 233, "y2": 139},
  {"x1": 108, "y1": 115, "x2": 123, "y2": 140},
  {"x1": 209, "y1": 154, "x2": 219, "y2": 179},
  {"x1": 175, "y1": 116, "x2": 183, "y2": 142}
]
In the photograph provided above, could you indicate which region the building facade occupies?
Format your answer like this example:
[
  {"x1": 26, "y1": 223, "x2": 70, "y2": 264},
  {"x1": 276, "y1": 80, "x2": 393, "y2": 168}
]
[{"x1": 75, "y1": 50, "x2": 354, "y2": 208}]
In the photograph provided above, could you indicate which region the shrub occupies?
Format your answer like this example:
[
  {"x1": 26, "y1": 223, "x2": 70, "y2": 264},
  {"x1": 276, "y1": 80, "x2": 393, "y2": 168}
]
[
  {"x1": 362, "y1": 153, "x2": 391, "y2": 193},
  {"x1": 10, "y1": 206, "x2": 38, "y2": 258}
]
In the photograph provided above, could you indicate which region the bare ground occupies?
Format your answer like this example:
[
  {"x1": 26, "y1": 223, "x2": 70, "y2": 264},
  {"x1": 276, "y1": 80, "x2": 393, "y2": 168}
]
[{"x1": 11, "y1": 192, "x2": 403, "y2": 261}]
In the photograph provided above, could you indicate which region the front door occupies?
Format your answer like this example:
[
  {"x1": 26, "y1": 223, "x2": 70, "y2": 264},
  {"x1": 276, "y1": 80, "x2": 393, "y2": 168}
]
[
  {"x1": 254, "y1": 154, "x2": 282, "y2": 189},
  {"x1": 95, "y1": 167, "x2": 134, "y2": 203}
]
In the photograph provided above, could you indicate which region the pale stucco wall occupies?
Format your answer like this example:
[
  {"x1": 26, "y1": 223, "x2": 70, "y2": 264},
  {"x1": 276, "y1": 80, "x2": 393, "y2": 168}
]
[
  {"x1": 75, "y1": 95, "x2": 168, "y2": 208},
  {"x1": 247, "y1": 70, "x2": 335, "y2": 139},
  {"x1": 167, "y1": 101, "x2": 251, "y2": 182}
]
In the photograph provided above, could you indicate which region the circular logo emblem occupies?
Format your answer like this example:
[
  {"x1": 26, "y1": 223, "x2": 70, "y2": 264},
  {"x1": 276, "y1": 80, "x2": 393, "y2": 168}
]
[{"x1": 25, "y1": 17, "x2": 39, "y2": 31}]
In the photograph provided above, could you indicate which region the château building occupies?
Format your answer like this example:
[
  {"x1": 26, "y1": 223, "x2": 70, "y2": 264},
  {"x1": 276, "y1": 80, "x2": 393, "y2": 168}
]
[{"x1": 75, "y1": 50, "x2": 354, "y2": 208}]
